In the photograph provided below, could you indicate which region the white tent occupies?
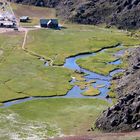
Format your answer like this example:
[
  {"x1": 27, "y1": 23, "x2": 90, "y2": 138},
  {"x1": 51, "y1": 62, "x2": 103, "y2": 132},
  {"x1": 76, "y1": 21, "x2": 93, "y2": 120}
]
[{"x1": 0, "y1": 14, "x2": 4, "y2": 20}]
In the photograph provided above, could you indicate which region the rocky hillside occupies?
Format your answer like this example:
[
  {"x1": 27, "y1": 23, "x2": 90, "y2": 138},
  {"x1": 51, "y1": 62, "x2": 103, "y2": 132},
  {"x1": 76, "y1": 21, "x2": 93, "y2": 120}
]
[
  {"x1": 116, "y1": 48, "x2": 140, "y2": 98},
  {"x1": 95, "y1": 47, "x2": 140, "y2": 132},
  {"x1": 12, "y1": 0, "x2": 140, "y2": 29}
]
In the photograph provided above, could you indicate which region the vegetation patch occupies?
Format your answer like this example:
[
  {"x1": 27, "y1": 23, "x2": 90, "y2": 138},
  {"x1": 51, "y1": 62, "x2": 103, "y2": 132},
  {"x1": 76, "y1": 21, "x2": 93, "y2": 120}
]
[
  {"x1": 77, "y1": 51, "x2": 120, "y2": 75},
  {"x1": 0, "y1": 110, "x2": 60, "y2": 139},
  {"x1": 107, "y1": 91, "x2": 116, "y2": 98},
  {"x1": 25, "y1": 25, "x2": 140, "y2": 66},
  {"x1": 0, "y1": 24, "x2": 139, "y2": 102},
  {"x1": 0, "y1": 33, "x2": 73, "y2": 102},
  {"x1": 0, "y1": 98, "x2": 109, "y2": 138},
  {"x1": 112, "y1": 72, "x2": 124, "y2": 79},
  {"x1": 83, "y1": 86, "x2": 100, "y2": 96},
  {"x1": 75, "y1": 80, "x2": 96, "y2": 90}
]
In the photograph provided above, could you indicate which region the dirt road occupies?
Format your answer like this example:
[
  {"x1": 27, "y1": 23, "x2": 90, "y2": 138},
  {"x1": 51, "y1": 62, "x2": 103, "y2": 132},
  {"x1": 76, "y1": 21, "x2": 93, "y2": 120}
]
[
  {"x1": 22, "y1": 28, "x2": 28, "y2": 49},
  {"x1": 49, "y1": 131, "x2": 140, "y2": 140}
]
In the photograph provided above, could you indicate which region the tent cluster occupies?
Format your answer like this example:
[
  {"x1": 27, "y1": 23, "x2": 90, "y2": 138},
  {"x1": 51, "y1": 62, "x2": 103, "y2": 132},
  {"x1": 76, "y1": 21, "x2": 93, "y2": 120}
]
[
  {"x1": 0, "y1": 14, "x2": 16, "y2": 28},
  {"x1": 0, "y1": 2, "x2": 17, "y2": 28}
]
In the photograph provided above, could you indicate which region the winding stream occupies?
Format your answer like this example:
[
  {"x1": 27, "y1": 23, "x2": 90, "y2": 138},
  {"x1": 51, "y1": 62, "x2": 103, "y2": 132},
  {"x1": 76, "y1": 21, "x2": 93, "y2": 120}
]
[
  {"x1": 63, "y1": 46, "x2": 124, "y2": 101},
  {"x1": 1, "y1": 45, "x2": 125, "y2": 108}
]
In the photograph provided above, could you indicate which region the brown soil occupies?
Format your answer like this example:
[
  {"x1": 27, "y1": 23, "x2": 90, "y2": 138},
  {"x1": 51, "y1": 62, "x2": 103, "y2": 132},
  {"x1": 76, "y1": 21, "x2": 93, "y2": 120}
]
[
  {"x1": 13, "y1": 4, "x2": 56, "y2": 18},
  {"x1": 49, "y1": 131, "x2": 140, "y2": 140},
  {"x1": 0, "y1": 28, "x2": 15, "y2": 34}
]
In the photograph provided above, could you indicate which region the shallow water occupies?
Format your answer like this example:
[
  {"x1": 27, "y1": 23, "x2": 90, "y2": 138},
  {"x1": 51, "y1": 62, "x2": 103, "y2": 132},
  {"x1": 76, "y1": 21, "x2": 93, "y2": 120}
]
[
  {"x1": 63, "y1": 46, "x2": 123, "y2": 101},
  {"x1": 108, "y1": 59, "x2": 122, "y2": 65}
]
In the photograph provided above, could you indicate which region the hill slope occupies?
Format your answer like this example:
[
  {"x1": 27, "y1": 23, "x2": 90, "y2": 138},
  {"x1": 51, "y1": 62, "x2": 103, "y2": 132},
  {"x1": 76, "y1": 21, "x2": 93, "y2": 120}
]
[
  {"x1": 13, "y1": 0, "x2": 140, "y2": 29},
  {"x1": 96, "y1": 47, "x2": 140, "y2": 132}
]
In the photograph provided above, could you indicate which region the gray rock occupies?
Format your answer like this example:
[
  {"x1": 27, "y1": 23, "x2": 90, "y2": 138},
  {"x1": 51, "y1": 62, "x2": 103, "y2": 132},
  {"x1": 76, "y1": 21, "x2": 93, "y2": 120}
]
[{"x1": 95, "y1": 47, "x2": 140, "y2": 132}]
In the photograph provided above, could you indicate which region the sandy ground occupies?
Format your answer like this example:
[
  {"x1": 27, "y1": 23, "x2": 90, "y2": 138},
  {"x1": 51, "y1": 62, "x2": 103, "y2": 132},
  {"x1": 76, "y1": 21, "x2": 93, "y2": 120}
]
[{"x1": 0, "y1": 28, "x2": 14, "y2": 33}]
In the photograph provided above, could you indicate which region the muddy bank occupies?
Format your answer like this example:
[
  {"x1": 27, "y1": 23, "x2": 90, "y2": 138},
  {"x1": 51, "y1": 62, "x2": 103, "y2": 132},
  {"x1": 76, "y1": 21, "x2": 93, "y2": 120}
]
[{"x1": 96, "y1": 47, "x2": 140, "y2": 132}]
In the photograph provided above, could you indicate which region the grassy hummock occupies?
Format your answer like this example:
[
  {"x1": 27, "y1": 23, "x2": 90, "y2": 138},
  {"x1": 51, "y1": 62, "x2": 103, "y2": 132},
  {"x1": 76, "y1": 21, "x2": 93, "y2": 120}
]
[
  {"x1": 108, "y1": 91, "x2": 117, "y2": 98},
  {"x1": 83, "y1": 86, "x2": 100, "y2": 96},
  {"x1": 75, "y1": 80, "x2": 96, "y2": 90}
]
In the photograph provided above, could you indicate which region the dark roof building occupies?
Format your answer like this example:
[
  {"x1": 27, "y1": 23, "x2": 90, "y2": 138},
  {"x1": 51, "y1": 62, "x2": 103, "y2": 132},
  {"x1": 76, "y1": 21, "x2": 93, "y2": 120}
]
[
  {"x1": 40, "y1": 19, "x2": 49, "y2": 28},
  {"x1": 35, "y1": 0, "x2": 45, "y2": 6},
  {"x1": 40, "y1": 19, "x2": 59, "y2": 29},
  {"x1": 20, "y1": 16, "x2": 29, "y2": 22}
]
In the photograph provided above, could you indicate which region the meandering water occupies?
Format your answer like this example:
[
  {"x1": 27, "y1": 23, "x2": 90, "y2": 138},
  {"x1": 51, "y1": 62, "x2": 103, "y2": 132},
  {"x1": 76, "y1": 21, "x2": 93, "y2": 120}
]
[
  {"x1": 63, "y1": 46, "x2": 124, "y2": 101},
  {"x1": 1, "y1": 45, "x2": 125, "y2": 108}
]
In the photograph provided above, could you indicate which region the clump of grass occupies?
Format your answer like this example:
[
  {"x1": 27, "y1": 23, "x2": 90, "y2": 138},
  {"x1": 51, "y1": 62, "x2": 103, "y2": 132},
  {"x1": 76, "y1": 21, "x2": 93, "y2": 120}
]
[
  {"x1": 107, "y1": 80, "x2": 118, "y2": 99},
  {"x1": 83, "y1": 86, "x2": 100, "y2": 96},
  {"x1": 75, "y1": 80, "x2": 96, "y2": 90},
  {"x1": 72, "y1": 73, "x2": 85, "y2": 81},
  {"x1": 112, "y1": 72, "x2": 124, "y2": 79},
  {"x1": 119, "y1": 50, "x2": 131, "y2": 69},
  {"x1": 108, "y1": 91, "x2": 116, "y2": 98},
  {"x1": 96, "y1": 85, "x2": 105, "y2": 88}
]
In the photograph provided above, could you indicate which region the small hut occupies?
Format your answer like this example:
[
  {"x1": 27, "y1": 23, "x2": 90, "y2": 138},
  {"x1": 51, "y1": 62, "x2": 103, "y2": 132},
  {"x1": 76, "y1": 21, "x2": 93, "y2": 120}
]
[
  {"x1": 40, "y1": 19, "x2": 59, "y2": 29},
  {"x1": 40, "y1": 19, "x2": 49, "y2": 28},
  {"x1": 20, "y1": 16, "x2": 29, "y2": 22}
]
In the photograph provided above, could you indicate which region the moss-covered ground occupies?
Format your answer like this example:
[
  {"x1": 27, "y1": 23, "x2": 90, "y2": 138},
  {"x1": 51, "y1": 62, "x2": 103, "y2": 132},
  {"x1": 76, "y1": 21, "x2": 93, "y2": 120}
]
[
  {"x1": 25, "y1": 25, "x2": 140, "y2": 68},
  {"x1": 2, "y1": 24, "x2": 135, "y2": 102},
  {"x1": 0, "y1": 32, "x2": 74, "y2": 103},
  {"x1": 23, "y1": 25, "x2": 140, "y2": 99},
  {"x1": 77, "y1": 44, "x2": 139, "y2": 76},
  {"x1": 77, "y1": 50, "x2": 119, "y2": 75}
]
